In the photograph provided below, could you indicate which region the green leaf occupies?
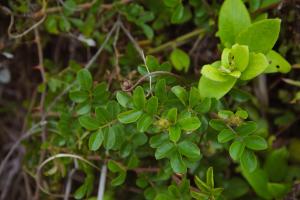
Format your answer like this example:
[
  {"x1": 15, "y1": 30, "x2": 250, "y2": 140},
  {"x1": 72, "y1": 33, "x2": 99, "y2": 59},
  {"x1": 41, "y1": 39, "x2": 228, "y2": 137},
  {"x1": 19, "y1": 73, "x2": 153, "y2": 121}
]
[
  {"x1": 178, "y1": 141, "x2": 201, "y2": 160},
  {"x1": 218, "y1": 110, "x2": 234, "y2": 119},
  {"x1": 201, "y1": 64, "x2": 229, "y2": 82},
  {"x1": 76, "y1": 102, "x2": 91, "y2": 115},
  {"x1": 229, "y1": 140, "x2": 245, "y2": 160},
  {"x1": 133, "y1": 86, "x2": 146, "y2": 110},
  {"x1": 163, "y1": 0, "x2": 180, "y2": 7},
  {"x1": 117, "y1": 110, "x2": 143, "y2": 124},
  {"x1": 141, "y1": 24, "x2": 154, "y2": 40},
  {"x1": 104, "y1": 126, "x2": 116, "y2": 150},
  {"x1": 189, "y1": 87, "x2": 201, "y2": 108},
  {"x1": 206, "y1": 167, "x2": 214, "y2": 188},
  {"x1": 170, "y1": 152, "x2": 186, "y2": 173},
  {"x1": 244, "y1": 135, "x2": 268, "y2": 150},
  {"x1": 222, "y1": 44, "x2": 249, "y2": 72},
  {"x1": 240, "y1": 52, "x2": 269, "y2": 80},
  {"x1": 241, "y1": 167, "x2": 272, "y2": 199},
  {"x1": 194, "y1": 176, "x2": 210, "y2": 193},
  {"x1": 171, "y1": 4, "x2": 185, "y2": 24},
  {"x1": 198, "y1": 76, "x2": 236, "y2": 99},
  {"x1": 235, "y1": 109, "x2": 248, "y2": 119},
  {"x1": 249, "y1": 0, "x2": 260, "y2": 11},
  {"x1": 191, "y1": 191, "x2": 209, "y2": 200},
  {"x1": 93, "y1": 82, "x2": 109, "y2": 103},
  {"x1": 236, "y1": 19, "x2": 281, "y2": 53},
  {"x1": 69, "y1": 90, "x2": 89, "y2": 103},
  {"x1": 223, "y1": 178, "x2": 249, "y2": 199},
  {"x1": 88, "y1": 130, "x2": 103, "y2": 151},
  {"x1": 137, "y1": 114, "x2": 153, "y2": 132},
  {"x1": 150, "y1": 134, "x2": 169, "y2": 148},
  {"x1": 155, "y1": 79, "x2": 167, "y2": 101},
  {"x1": 45, "y1": 15, "x2": 59, "y2": 34},
  {"x1": 236, "y1": 121, "x2": 257, "y2": 136},
  {"x1": 107, "y1": 160, "x2": 123, "y2": 172},
  {"x1": 218, "y1": 128, "x2": 236, "y2": 143},
  {"x1": 170, "y1": 49, "x2": 190, "y2": 72},
  {"x1": 167, "y1": 108, "x2": 177, "y2": 123},
  {"x1": 77, "y1": 69, "x2": 93, "y2": 90},
  {"x1": 171, "y1": 86, "x2": 188, "y2": 105},
  {"x1": 111, "y1": 171, "x2": 126, "y2": 186},
  {"x1": 106, "y1": 101, "x2": 120, "y2": 119},
  {"x1": 116, "y1": 91, "x2": 131, "y2": 108},
  {"x1": 209, "y1": 119, "x2": 227, "y2": 131},
  {"x1": 95, "y1": 107, "x2": 110, "y2": 123},
  {"x1": 146, "y1": 55, "x2": 159, "y2": 71},
  {"x1": 264, "y1": 148, "x2": 288, "y2": 182},
  {"x1": 58, "y1": 17, "x2": 71, "y2": 32},
  {"x1": 155, "y1": 142, "x2": 175, "y2": 159},
  {"x1": 146, "y1": 96, "x2": 158, "y2": 116},
  {"x1": 260, "y1": 0, "x2": 281, "y2": 8},
  {"x1": 169, "y1": 125, "x2": 181, "y2": 143},
  {"x1": 194, "y1": 98, "x2": 211, "y2": 113},
  {"x1": 107, "y1": 161, "x2": 126, "y2": 186},
  {"x1": 267, "y1": 183, "x2": 290, "y2": 198},
  {"x1": 241, "y1": 149, "x2": 257, "y2": 172},
  {"x1": 74, "y1": 183, "x2": 87, "y2": 199},
  {"x1": 213, "y1": 188, "x2": 224, "y2": 197},
  {"x1": 264, "y1": 50, "x2": 291, "y2": 73},
  {"x1": 218, "y1": 0, "x2": 251, "y2": 47},
  {"x1": 78, "y1": 115, "x2": 100, "y2": 131},
  {"x1": 178, "y1": 117, "x2": 201, "y2": 131}
]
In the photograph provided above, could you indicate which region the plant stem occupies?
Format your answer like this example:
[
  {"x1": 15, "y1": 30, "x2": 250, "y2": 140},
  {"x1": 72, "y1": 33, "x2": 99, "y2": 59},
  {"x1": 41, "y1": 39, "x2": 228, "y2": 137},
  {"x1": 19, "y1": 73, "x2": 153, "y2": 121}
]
[
  {"x1": 97, "y1": 164, "x2": 107, "y2": 200},
  {"x1": 147, "y1": 28, "x2": 205, "y2": 54}
]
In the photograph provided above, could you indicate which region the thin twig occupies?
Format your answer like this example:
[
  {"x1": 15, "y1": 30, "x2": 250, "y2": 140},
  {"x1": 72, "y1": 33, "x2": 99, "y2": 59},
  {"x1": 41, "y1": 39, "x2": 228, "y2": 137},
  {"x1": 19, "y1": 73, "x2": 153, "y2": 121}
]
[
  {"x1": 0, "y1": 158, "x2": 20, "y2": 200},
  {"x1": 23, "y1": 171, "x2": 33, "y2": 200},
  {"x1": 119, "y1": 22, "x2": 153, "y2": 94},
  {"x1": 34, "y1": 28, "x2": 47, "y2": 143},
  {"x1": 32, "y1": 0, "x2": 131, "y2": 19},
  {"x1": 97, "y1": 164, "x2": 107, "y2": 200},
  {"x1": 123, "y1": 71, "x2": 187, "y2": 92},
  {"x1": 36, "y1": 153, "x2": 101, "y2": 197},
  {"x1": 33, "y1": 27, "x2": 48, "y2": 200},
  {"x1": 108, "y1": 19, "x2": 121, "y2": 88},
  {"x1": 63, "y1": 160, "x2": 78, "y2": 200},
  {"x1": 147, "y1": 28, "x2": 205, "y2": 54},
  {"x1": 0, "y1": 121, "x2": 46, "y2": 176},
  {"x1": 46, "y1": 21, "x2": 120, "y2": 112},
  {"x1": 7, "y1": 0, "x2": 46, "y2": 39}
]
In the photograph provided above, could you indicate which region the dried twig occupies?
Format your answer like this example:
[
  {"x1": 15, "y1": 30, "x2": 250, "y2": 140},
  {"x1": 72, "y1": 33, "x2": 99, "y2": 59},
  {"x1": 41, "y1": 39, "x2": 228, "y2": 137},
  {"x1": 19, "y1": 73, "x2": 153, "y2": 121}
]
[
  {"x1": 147, "y1": 28, "x2": 205, "y2": 54},
  {"x1": 97, "y1": 164, "x2": 107, "y2": 200},
  {"x1": 46, "y1": 20, "x2": 120, "y2": 112},
  {"x1": 36, "y1": 153, "x2": 101, "y2": 197},
  {"x1": 123, "y1": 71, "x2": 187, "y2": 92},
  {"x1": 63, "y1": 160, "x2": 78, "y2": 200},
  {"x1": 32, "y1": 0, "x2": 131, "y2": 19},
  {"x1": 7, "y1": 0, "x2": 46, "y2": 39},
  {"x1": 33, "y1": 27, "x2": 48, "y2": 200},
  {"x1": 0, "y1": 121, "x2": 46, "y2": 176},
  {"x1": 119, "y1": 22, "x2": 153, "y2": 94}
]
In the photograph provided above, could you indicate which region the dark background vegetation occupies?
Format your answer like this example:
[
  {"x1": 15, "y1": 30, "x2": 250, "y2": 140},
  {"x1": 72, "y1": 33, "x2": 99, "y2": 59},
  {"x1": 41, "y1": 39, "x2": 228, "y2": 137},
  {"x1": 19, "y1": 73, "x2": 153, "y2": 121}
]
[{"x1": 0, "y1": 0, "x2": 300, "y2": 199}]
